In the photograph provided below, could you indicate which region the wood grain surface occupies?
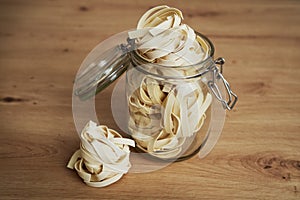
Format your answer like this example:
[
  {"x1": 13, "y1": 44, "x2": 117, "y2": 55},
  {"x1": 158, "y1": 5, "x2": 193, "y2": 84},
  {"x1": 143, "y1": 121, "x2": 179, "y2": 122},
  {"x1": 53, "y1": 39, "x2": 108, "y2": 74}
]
[{"x1": 0, "y1": 0, "x2": 299, "y2": 199}]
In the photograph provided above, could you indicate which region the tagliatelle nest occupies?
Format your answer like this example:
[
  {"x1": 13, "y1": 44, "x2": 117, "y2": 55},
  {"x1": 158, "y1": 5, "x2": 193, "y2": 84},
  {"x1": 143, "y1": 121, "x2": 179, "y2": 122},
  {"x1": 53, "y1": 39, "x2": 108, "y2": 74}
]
[
  {"x1": 128, "y1": 76, "x2": 212, "y2": 158},
  {"x1": 128, "y1": 5, "x2": 208, "y2": 66},
  {"x1": 67, "y1": 121, "x2": 135, "y2": 187}
]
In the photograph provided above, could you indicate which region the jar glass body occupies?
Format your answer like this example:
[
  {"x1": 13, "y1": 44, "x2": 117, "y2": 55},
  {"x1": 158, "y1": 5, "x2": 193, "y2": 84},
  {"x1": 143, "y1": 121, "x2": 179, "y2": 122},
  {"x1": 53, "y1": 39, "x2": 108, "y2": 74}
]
[{"x1": 125, "y1": 40, "x2": 226, "y2": 161}]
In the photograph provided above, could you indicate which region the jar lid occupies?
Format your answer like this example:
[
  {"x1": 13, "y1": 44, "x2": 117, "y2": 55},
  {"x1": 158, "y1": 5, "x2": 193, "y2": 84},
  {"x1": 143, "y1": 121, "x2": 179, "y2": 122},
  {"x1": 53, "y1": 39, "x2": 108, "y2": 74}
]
[{"x1": 74, "y1": 37, "x2": 134, "y2": 100}]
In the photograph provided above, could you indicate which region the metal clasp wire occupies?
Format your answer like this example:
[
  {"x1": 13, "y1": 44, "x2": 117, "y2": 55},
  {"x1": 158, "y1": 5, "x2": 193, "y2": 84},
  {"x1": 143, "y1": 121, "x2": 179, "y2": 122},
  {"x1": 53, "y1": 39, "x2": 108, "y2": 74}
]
[{"x1": 208, "y1": 57, "x2": 238, "y2": 110}]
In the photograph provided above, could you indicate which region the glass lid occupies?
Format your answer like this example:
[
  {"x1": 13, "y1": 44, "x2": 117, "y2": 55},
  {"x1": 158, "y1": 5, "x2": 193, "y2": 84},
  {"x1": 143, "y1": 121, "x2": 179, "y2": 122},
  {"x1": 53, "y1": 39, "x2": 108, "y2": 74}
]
[{"x1": 74, "y1": 36, "x2": 135, "y2": 101}]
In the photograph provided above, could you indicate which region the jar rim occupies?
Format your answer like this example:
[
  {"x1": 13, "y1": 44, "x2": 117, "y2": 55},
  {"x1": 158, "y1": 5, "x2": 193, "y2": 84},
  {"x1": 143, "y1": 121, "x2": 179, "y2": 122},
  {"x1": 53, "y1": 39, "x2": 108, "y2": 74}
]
[{"x1": 131, "y1": 32, "x2": 215, "y2": 80}]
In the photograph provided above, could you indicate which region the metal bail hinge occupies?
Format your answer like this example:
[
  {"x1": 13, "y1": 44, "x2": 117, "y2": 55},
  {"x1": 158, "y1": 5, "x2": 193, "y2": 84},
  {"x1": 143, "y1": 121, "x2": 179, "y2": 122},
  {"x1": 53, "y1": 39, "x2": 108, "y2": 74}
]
[{"x1": 208, "y1": 57, "x2": 238, "y2": 110}]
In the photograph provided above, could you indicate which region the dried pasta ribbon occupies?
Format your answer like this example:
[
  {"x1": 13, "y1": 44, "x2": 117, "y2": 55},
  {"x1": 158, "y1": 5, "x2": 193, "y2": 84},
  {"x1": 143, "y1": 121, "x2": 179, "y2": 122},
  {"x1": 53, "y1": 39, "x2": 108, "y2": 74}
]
[
  {"x1": 128, "y1": 5, "x2": 207, "y2": 66},
  {"x1": 128, "y1": 76, "x2": 212, "y2": 158},
  {"x1": 67, "y1": 121, "x2": 135, "y2": 187},
  {"x1": 126, "y1": 5, "x2": 213, "y2": 159}
]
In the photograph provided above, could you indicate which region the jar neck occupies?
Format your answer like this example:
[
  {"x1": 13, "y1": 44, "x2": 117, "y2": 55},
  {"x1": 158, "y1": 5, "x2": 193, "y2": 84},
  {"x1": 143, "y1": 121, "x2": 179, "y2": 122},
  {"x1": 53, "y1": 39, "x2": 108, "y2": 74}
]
[{"x1": 130, "y1": 32, "x2": 215, "y2": 80}]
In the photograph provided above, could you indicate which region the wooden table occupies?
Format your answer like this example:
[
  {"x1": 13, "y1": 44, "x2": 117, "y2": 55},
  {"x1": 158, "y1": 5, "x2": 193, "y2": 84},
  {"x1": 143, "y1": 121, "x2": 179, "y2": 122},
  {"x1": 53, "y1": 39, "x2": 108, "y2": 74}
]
[{"x1": 1, "y1": 0, "x2": 299, "y2": 199}]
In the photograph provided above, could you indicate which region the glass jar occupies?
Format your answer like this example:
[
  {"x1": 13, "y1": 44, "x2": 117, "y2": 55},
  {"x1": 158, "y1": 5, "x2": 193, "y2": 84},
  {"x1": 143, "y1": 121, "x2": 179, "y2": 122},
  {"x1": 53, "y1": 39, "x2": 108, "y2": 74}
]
[
  {"x1": 125, "y1": 32, "x2": 237, "y2": 161},
  {"x1": 72, "y1": 30, "x2": 237, "y2": 163}
]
